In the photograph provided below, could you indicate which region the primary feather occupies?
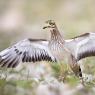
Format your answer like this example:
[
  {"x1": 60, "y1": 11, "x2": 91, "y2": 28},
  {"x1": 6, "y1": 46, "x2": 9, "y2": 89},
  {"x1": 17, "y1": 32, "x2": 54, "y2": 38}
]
[
  {"x1": 0, "y1": 39, "x2": 56, "y2": 68},
  {"x1": 65, "y1": 32, "x2": 95, "y2": 61}
]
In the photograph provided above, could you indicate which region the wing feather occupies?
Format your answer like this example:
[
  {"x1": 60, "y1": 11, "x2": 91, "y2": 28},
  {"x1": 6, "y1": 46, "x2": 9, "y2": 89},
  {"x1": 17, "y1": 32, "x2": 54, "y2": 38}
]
[
  {"x1": 65, "y1": 32, "x2": 95, "y2": 61},
  {"x1": 0, "y1": 39, "x2": 56, "y2": 68},
  {"x1": 77, "y1": 41, "x2": 95, "y2": 60}
]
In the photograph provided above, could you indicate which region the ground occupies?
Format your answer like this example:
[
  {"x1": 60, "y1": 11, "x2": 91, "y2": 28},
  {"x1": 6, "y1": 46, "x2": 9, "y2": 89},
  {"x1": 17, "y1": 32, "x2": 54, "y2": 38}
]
[{"x1": 0, "y1": 59, "x2": 95, "y2": 95}]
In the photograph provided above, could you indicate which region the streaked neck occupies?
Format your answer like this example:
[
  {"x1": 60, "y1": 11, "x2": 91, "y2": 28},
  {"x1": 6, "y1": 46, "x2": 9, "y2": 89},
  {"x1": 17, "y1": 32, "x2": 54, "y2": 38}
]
[{"x1": 50, "y1": 25, "x2": 65, "y2": 43}]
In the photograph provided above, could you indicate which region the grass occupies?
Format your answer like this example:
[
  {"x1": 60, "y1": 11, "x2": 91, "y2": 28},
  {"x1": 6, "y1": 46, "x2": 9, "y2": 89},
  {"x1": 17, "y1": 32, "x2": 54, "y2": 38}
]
[{"x1": 0, "y1": 60, "x2": 94, "y2": 95}]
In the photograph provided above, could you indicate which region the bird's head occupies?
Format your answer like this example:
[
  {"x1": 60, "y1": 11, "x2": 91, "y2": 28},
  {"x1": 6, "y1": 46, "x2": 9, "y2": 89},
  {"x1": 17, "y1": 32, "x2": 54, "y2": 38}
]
[
  {"x1": 43, "y1": 20, "x2": 57, "y2": 30},
  {"x1": 43, "y1": 20, "x2": 62, "y2": 39}
]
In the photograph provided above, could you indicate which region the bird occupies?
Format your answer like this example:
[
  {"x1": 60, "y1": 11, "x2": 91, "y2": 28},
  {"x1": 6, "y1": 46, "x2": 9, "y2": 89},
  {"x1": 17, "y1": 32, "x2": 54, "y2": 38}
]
[{"x1": 0, "y1": 20, "x2": 95, "y2": 79}]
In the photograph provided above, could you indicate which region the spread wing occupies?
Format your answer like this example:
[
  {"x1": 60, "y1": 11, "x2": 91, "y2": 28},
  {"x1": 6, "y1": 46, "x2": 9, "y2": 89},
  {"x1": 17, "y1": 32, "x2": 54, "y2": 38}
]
[
  {"x1": 65, "y1": 32, "x2": 95, "y2": 61},
  {"x1": 0, "y1": 39, "x2": 56, "y2": 68}
]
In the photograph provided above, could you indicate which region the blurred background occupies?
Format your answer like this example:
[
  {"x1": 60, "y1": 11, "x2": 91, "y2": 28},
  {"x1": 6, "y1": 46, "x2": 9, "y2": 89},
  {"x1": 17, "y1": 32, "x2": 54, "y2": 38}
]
[
  {"x1": 0, "y1": 0, "x2": 95, "y2": 95},
  {"x1": 1, "y1": 0, "x2": 95, "y2": 49}
]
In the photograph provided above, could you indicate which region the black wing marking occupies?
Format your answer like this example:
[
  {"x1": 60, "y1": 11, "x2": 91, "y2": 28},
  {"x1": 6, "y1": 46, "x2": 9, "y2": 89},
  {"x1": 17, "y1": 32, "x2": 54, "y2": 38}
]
[
  {"x1": 0, "y1": 39, "x2": 56, "y2": 68},
  {"x1": 65, "y1": 32, "x2": 95, "y2": 61},
  {"x1": 77, "y1": 41, "x2": 95, "y2": 61}
]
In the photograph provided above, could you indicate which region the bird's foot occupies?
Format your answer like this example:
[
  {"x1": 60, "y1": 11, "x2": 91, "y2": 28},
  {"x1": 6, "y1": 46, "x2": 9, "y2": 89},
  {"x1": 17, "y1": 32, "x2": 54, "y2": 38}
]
[{"x1": 79, "y1": 73, "x2": 95, "y2": 86}]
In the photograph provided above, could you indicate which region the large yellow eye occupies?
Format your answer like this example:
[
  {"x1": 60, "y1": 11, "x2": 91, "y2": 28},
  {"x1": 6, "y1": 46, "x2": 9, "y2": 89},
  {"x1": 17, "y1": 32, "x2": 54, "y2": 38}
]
[
  {"x1": 45, "y1": 20, "x2": 55, "y2": 25},
  {"x1": 49, "y1": 20, "x2": 55, "y2": 25}
]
